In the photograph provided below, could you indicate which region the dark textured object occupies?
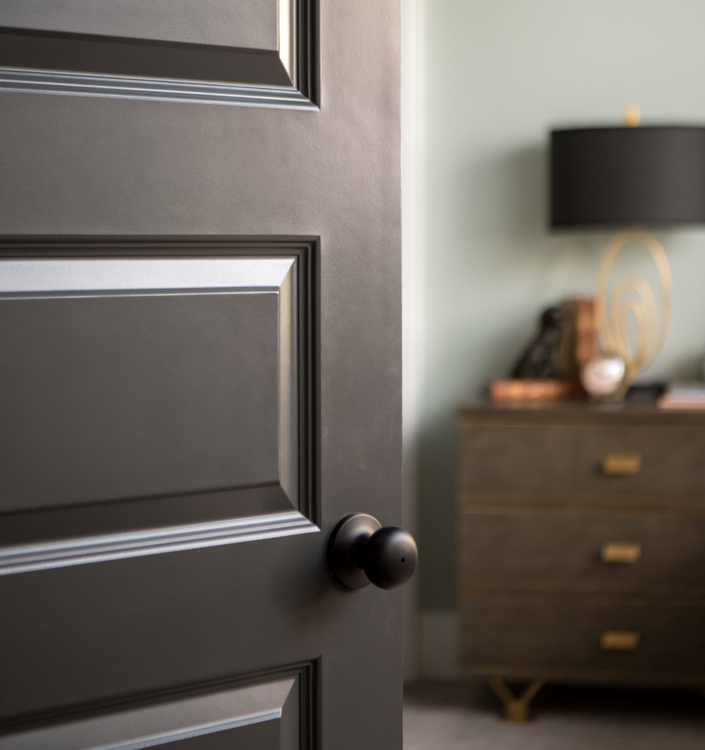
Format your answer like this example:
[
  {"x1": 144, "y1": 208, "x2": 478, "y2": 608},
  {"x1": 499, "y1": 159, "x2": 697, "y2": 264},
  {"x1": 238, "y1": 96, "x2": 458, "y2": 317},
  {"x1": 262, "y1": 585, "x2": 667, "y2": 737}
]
[
  {"x1": 512, "y1": 306, "x2": 565, "y2": 379},
  {"x1": 328, "y1": 513, "x2": 417, "y2": 590},
  {"x1": 551, "y1": 126, "x2": 705, "y2": 227},
  {"x1": 626, "y1": 383, "x2": 667, "y2": 402}
]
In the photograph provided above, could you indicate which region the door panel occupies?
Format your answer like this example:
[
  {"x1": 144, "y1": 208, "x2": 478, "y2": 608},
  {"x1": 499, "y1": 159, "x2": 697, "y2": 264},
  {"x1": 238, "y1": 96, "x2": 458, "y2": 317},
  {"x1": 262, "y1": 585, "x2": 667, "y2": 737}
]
[
  {"x1": 0, "y1": 673, "x2": 307, "y2": 749},
  {"x1": 0, "y1": 241, "x2": 319, "y2": 573},
  {"x1": 0, "y1": 0, "x2": 279, "y2": 50},
  {"x1": 0, "y1": 536, "x2": 328, "y2": 720},
  {"x1": 0, "y1": 0, "x2": 317, "y2": 107},
  {"x1": 0, "y1": 257, "x2": 296, "y2": 512}
]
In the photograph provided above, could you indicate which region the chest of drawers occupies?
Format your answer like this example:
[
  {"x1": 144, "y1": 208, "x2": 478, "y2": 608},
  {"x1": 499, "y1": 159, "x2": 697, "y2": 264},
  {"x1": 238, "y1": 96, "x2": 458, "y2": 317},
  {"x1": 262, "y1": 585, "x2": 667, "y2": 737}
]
[{"x1": 458, "y1": 402, "x2": 705, "y2": 719}]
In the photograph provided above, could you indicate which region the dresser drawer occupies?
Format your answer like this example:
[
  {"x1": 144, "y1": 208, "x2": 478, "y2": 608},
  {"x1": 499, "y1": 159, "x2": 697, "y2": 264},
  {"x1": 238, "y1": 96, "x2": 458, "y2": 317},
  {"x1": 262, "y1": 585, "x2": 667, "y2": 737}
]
[
  {"x1": 459, "y1": 512, "x2": 705, "y2": 594},
  {"x1": 460, "y1": 598, "x2": 705, "y2": 680},
  {"x1": 460, "y1": 423, "x2": 705, "y2": 498}
]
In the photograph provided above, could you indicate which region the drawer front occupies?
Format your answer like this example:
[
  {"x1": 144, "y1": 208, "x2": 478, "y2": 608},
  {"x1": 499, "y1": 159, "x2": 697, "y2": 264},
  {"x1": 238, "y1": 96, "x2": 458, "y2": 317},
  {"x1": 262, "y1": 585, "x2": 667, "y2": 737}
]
[
  {"x1": 459, "y1": 512, "x2": 705, "y2": 593},
  {"x1": 460, "y1": 598, "x2": 705, "y2": 679},
  {"x1": 460, "y1": 423, "x2": 705, "y2": 498}
]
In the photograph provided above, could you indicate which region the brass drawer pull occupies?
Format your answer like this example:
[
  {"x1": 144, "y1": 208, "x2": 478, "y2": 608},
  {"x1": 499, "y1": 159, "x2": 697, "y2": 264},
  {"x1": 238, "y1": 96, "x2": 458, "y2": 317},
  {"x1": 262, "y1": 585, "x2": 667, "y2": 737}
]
[
  {"x1": 601, "y1": 452, "x2": 642, "y2": 476},
  {"x1": 600, "y1": 630, "x2": 641, "y2": 651},
  {"x1": 601, "y1": 542, "x2": 642, "y2": 564}
]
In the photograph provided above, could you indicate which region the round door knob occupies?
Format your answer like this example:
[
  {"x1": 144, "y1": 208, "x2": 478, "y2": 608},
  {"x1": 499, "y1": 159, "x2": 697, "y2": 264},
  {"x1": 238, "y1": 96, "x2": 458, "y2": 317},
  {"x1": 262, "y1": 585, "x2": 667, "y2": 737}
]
[{"x1": 328, "y1": 513, "x2": 418, "y2": 590}]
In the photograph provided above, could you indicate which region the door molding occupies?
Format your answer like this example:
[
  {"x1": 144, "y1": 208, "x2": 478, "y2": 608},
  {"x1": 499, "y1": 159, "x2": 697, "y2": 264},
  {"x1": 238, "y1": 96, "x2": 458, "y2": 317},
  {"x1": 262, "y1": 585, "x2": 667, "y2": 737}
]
[
  {"x1": 0, "y1": 236, "x2": 320, "y2": 573},
  {"x1": 0, "y1": 0, "x2": 319, "y2": 109},
  {"x1": 0, "y1": 510, "x2": 318, "y2": 576},
  {"x1": 0, "y1": 659, "x2": 318, "y2": 747}
]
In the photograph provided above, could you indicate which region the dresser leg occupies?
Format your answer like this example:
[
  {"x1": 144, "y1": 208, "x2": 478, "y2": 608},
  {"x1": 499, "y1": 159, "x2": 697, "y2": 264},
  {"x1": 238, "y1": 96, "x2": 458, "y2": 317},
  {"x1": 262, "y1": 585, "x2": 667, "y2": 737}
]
[{"x1": 489, "y1": 678, "x2": 545, "y2": 722}]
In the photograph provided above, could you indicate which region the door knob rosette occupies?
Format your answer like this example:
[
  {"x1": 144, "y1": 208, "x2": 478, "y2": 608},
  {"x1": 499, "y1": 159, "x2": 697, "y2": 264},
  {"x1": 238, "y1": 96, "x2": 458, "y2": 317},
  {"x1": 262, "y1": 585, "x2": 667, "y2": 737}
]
[{"x1": 328, "y1": 513, "x2": 417, "y2": 590}]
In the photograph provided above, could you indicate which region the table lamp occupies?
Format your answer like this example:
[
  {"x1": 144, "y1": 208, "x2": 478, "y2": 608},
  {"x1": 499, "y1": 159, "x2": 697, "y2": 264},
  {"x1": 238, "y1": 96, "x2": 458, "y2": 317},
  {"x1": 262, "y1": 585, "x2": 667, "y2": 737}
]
[{"x1": 550, "y1": 109, "x2": 705, "y2": 398}]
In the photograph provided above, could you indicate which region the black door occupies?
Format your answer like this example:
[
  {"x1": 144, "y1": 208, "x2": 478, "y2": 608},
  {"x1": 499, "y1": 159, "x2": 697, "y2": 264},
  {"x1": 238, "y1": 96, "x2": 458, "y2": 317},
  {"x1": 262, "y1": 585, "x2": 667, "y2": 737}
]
[{"x1": 0, "y1": 2, "x2": 402, "y2": 748}]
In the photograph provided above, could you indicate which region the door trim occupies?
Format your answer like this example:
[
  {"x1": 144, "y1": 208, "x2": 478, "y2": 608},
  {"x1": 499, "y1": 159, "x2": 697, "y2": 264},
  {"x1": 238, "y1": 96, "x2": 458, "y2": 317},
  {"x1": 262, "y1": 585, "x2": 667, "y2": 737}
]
[
  {"x1": 0, "y1": 236, "x2": 321, "y2": 572},
  {"x1": 0, "y1": 0, "x2": 319, "y2": 109},
  {"x1": 0, "y1": 659, "x2": 318, "y2": 748},
  {"x1": 0, "y1": 510, "x2": 318, "y2": 576}
]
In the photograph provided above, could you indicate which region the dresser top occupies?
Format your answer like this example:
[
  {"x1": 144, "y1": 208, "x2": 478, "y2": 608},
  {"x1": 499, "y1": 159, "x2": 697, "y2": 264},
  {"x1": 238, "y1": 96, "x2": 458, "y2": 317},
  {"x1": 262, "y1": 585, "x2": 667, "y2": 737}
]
[{"x1": 461, "y1": 399, "x2": 705, "y2": 426}]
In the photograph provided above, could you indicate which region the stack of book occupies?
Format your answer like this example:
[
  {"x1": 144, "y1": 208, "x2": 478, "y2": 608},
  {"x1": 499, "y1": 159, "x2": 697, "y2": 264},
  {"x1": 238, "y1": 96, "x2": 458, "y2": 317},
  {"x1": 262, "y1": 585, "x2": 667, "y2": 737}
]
[
  {"x1": 561, "y1": 297, "x2": 597, "y2": 381},
  {"x1": 657, "y1": 383, "x2": 705, "y2": 410}
]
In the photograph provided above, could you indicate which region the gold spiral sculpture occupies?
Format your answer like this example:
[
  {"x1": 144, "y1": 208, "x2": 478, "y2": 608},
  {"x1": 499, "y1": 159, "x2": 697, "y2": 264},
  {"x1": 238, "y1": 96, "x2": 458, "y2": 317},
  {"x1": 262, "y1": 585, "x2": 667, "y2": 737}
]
[{"x1": 594, "y1": 227, "x2": 672, "y2": 385}]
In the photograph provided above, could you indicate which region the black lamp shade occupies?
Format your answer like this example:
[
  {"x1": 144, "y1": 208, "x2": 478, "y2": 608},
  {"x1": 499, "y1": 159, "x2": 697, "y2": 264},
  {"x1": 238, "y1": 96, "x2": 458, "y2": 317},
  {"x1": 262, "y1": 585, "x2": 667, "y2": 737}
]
[{"x1": 551, "y1": 126, "x2": 705, "y2": 228}]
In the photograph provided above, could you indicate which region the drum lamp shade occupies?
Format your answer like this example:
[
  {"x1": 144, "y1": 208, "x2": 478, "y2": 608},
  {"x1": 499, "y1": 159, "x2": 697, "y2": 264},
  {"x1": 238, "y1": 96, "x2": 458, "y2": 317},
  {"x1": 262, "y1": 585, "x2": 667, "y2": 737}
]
[{"x1": 550, "y1": 126, "x2": 705, "y2": 228}]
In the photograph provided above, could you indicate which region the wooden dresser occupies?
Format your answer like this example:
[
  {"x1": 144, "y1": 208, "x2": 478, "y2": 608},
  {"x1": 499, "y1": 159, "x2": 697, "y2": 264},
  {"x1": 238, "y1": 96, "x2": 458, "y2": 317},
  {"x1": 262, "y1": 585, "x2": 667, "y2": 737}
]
[{"x1": 458, "y1": 402, "x2": 705, "y2": 720}]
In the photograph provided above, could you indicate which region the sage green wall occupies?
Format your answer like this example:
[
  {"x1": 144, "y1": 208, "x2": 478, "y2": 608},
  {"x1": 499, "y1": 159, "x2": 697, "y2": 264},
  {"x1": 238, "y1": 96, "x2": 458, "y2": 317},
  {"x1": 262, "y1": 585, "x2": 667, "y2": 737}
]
[{"x1": 419, "y1": 0, "x2": 705, "y2": 612}]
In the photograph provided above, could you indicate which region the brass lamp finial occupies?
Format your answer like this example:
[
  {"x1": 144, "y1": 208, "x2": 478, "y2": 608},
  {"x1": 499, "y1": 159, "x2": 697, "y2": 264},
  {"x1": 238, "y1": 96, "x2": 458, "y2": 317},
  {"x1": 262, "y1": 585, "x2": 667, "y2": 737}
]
[{"x1": 623, "y1": 104, "x2": 641, "y2": 127}]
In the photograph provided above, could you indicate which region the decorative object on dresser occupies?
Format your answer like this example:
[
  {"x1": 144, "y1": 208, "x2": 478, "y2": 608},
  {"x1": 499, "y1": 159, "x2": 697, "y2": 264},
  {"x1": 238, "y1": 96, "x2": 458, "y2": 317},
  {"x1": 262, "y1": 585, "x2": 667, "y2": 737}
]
[
  {"x1": 560, "y1": 297, "x2": 597, "y2": 381},
  {"x1": 458, "y1": 401, "x2": 705, "y2": 722},
  {"x1": 487, "y1": 302, "x2": 587, "y2": 404},
  {"x1": 658, "y1": 383, "x2": 705, "y2": 411},
  {"x1": 486, "y1": 378, "x2": 579, "y2": 404},
  {"x1": 551, "y1": 109, "x2": 705, "y2": 396},
  {"x1": 579, "y1": 354, "x2": 627, "y2": 401},
  {"x1": 511, "y1": 306, "x2": 566, "y2": 379}
]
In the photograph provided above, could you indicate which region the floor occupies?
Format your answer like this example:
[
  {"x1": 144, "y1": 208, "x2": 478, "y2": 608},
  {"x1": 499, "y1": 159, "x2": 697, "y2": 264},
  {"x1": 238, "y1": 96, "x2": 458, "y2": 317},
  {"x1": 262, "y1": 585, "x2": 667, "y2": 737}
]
[{"x1": 404, "y1": 680, "x2": 705, "y2": 749}]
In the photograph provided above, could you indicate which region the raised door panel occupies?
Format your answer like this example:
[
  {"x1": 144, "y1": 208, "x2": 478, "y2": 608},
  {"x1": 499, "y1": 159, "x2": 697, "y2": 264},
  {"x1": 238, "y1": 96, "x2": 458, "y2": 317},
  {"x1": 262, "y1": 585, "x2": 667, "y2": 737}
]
[
  {"x1": 0, "y1": 0, "x2": 317, "y2": 107},
  {"x1": 0, "y1": 238, "x2": 319, "y2": 573},
  {"x1": 0, "y1": 0, "x2": 279, "y2": 49},
  {"x1": 0, "y1": 672, "x2": 310, "y2": 749},
  {"x1": 1, "y1": 258, "x2": 288, "y2": 509}
]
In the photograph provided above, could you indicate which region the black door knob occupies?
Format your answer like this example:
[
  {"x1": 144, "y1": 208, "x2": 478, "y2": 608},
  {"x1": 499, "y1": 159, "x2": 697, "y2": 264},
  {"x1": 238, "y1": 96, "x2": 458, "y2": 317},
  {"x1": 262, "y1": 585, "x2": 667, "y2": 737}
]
[{"x1": 328, "y1": 513, "x2": 418, "y2": 590}]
